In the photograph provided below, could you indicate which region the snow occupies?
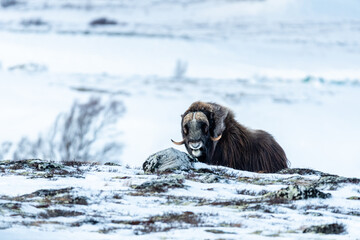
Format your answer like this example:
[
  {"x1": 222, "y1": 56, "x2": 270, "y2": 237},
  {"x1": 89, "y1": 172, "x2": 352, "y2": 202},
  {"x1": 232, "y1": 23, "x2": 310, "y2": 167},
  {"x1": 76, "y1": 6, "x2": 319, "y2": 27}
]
[
  {"x1": 0, "y1": 160, "x2": 359, "y2": 239},
  {"x1": 0, "y1": 0, "x2": 359, "y2": 177},
  {"x1": 3, "y1": 71, "x2": 358, "y2": 176},
  {"x1": 0, "y1": 2, "x2": 360, "y2": 238}
]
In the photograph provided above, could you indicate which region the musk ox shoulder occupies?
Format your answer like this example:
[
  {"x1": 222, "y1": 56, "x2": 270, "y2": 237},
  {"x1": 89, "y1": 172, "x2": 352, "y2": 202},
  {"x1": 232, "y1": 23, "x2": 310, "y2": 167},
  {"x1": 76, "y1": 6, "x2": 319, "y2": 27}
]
[{"x1": 172, "y1": 101, "x2": 289, "y2": 173}]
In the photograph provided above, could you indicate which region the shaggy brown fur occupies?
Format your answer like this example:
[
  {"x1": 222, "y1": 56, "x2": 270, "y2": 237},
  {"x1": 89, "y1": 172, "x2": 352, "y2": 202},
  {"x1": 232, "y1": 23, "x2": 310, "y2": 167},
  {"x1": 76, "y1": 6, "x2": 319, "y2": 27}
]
[{"x1": 177, "y1": 101, "x2": 289, "y2": 173}]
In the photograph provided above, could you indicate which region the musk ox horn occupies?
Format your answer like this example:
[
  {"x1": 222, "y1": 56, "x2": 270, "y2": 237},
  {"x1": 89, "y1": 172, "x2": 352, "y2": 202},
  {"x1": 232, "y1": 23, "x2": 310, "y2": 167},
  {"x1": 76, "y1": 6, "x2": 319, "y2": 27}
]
[
  {"x1": 171, "y1": 139, "x2": 185, "y2": 145},
  {"x1": 182, "y1": 112, "x2": 209, "y2": 127},
  {"x1": 211, "y1": 135, "x2": 222, "y2": 141}
]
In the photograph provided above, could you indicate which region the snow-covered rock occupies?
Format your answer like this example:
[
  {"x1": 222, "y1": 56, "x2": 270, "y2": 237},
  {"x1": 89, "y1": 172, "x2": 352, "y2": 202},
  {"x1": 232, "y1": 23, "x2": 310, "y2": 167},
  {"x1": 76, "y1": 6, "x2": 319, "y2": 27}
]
[{"x1": 143, "y1": 148, "x2": 196, "y2": 173}]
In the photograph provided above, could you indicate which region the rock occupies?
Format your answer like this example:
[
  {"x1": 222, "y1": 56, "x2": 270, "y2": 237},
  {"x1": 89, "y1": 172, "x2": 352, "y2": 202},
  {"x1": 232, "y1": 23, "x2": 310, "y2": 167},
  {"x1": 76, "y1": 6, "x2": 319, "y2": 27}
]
[
  {"x1": 143, "y1": 148, "x2": 196, "y2": 173},
  {"x1": 271, "y1": 185, "x2": 331, "y2": 200},
  {"x1": 0, "y1": 159, "x2": 63, "y2": 171},
  {"x1": 135, "y1": 178, "x2": 185, "y2": 193},
  {"x1": 347, "y1": 196, "x2": 360, "y2": 200},
  {"x1": 277, "y1": 168, "x2": 335, "y2": 177},
  {"x1": 303, "y1": 223, "x2": 346, "y2": 234},
  {"x1": 0, "y1": 159, "x2": 83, "y2": 178},
  {"x1": 316, "y1": 175, "x2": 360, "y2": 190},
  {"x1": 90, "y1": 18, "x2": 118, "y2": 26},
  {"x1": 198, "y1": 173, "x2": 221, "y2": 183}
]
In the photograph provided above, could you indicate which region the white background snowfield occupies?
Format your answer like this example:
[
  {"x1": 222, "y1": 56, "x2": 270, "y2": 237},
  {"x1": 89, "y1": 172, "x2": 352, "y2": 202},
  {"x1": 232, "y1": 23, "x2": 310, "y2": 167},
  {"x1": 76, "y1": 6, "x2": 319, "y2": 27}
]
[{"x1": 1, "y1": 0, "x2": 359, "y2": 177}]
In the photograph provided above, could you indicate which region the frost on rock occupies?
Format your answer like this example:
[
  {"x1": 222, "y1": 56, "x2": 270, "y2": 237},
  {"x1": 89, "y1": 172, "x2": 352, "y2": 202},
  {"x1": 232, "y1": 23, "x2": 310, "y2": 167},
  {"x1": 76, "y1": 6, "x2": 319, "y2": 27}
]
[{"x1": 143, "y1": 148, "x2": 196, "y2": 173}]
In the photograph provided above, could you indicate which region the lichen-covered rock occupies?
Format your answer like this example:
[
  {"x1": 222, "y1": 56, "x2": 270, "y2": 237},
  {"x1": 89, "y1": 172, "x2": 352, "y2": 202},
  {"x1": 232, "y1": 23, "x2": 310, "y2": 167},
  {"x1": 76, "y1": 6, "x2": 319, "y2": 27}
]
[
  {"x1": 135, "y1": 178, "x2": 185, "y2": 193},
  {"x1": 277, "y1": 168, "x2": 335, "y2": 177},
  {"x1": 303, "y1": 223, "x2": 346, "y2": 234},
  {"x1": 271, "y1": 185, "x2": 331, "y2": 200},
  {"x1": 0, "y1": 159, "x2": 63, "y2": 171},
  {"x1": 198, "y1": 173, "x2": 221, "y2": 183},
  {"x1": 315, "y1": 175, "x2": 360, "y2": 190},
  {"x1": 143, "y1": 148, "x2": 196, "y2": 173},
  {"x1": 0, "y1": 159, "x2": 83, "y2": 178}
]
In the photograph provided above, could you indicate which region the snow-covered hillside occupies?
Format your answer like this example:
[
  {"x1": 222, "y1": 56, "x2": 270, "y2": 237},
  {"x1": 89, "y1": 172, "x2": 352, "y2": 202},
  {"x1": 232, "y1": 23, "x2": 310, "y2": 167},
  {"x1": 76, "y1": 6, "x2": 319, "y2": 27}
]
[{"x1": 0, "y1": 158, "x2": 359, "y2": 239}]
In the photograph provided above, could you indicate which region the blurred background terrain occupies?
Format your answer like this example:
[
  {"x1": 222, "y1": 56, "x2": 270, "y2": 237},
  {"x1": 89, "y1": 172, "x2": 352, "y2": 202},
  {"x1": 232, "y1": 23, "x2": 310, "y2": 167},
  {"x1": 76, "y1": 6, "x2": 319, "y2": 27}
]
[{"x1": 0, "y1": 0, "x2": 359, "y2": 177}]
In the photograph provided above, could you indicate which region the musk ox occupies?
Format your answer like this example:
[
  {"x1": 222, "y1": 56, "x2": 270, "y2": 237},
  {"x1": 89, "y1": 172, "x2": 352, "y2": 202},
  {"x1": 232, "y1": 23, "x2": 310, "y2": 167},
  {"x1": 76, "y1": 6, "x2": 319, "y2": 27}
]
[{"x1": 171, "y1": 101, "x2": 289, "y2": 173}]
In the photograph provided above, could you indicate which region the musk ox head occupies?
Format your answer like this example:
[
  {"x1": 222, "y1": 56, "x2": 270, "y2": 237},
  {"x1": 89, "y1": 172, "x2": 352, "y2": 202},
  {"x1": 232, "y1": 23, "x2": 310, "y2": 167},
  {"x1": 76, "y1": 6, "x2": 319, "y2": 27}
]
[{"x1": 171, "y1": 102, "x2": 228, "y2": 159}]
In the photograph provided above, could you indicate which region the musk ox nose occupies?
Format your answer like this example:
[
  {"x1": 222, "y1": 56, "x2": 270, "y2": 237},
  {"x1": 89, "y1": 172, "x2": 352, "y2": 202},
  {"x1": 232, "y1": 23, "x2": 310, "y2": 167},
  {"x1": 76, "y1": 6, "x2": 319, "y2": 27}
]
[{"x1": 189, "y1": 141, "x2": 202, "y2": 150}]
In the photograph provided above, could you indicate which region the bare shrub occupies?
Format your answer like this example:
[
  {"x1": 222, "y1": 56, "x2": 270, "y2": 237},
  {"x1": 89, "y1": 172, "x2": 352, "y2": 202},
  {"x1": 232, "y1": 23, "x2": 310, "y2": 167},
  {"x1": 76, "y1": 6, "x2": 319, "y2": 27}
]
[
  {"x1": 0, "y1": 142, "x2": 12, "y2": 160},
  {"x1": 12, "y1": 97, "x2": 125, "y2": 162},
  {"x1": 173, "y1": 60, "x2": 188, "y2": 80}
]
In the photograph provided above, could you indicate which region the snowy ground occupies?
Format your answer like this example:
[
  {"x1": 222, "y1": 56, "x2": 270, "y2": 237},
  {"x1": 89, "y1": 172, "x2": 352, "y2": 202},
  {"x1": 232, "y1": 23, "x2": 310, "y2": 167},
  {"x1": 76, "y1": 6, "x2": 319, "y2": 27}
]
[
  {"x1": 0, "y1": 2, "x2": 360, "y2": 175},
  {"x1": 0, "y1": 159, "x2": 359, "y2": 239}
]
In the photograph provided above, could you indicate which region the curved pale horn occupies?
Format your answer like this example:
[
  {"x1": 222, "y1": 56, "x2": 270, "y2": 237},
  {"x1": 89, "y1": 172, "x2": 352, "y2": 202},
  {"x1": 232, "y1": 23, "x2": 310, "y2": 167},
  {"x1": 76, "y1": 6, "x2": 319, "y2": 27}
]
[
  {"x1": 211, "y1": 135, "x2": 222, "y2": 142},
  {"x1": 171, "y1": 139, "x2": 185, "y2": 145},
  {"x1": 182, "y1": 112, "x2": 194, "y2": 128},
  {"x1": 194, "y1": 112, "x2": 209, "y2": 126}
]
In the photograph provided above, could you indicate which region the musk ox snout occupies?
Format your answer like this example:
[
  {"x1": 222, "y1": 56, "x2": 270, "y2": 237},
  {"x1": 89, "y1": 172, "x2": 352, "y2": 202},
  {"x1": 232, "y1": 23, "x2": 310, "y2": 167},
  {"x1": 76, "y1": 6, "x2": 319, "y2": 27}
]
[
  {"x1": 189, "y1": 141, "x2": 202, "y2": 150},
  {"x1": 188, "y1": 141, "x2": 203, "y2": 157}
]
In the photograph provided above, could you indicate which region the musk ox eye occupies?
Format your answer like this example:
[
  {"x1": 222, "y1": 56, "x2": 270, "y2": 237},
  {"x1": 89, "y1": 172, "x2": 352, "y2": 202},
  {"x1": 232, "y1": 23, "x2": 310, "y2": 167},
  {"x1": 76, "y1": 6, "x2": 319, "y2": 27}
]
[
  {"x1": 183, "y1": 125, "x2": 189, "y2": 135},
  {"x1": 201, "y1": 122, "x2": 209, "y2": 134}
]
